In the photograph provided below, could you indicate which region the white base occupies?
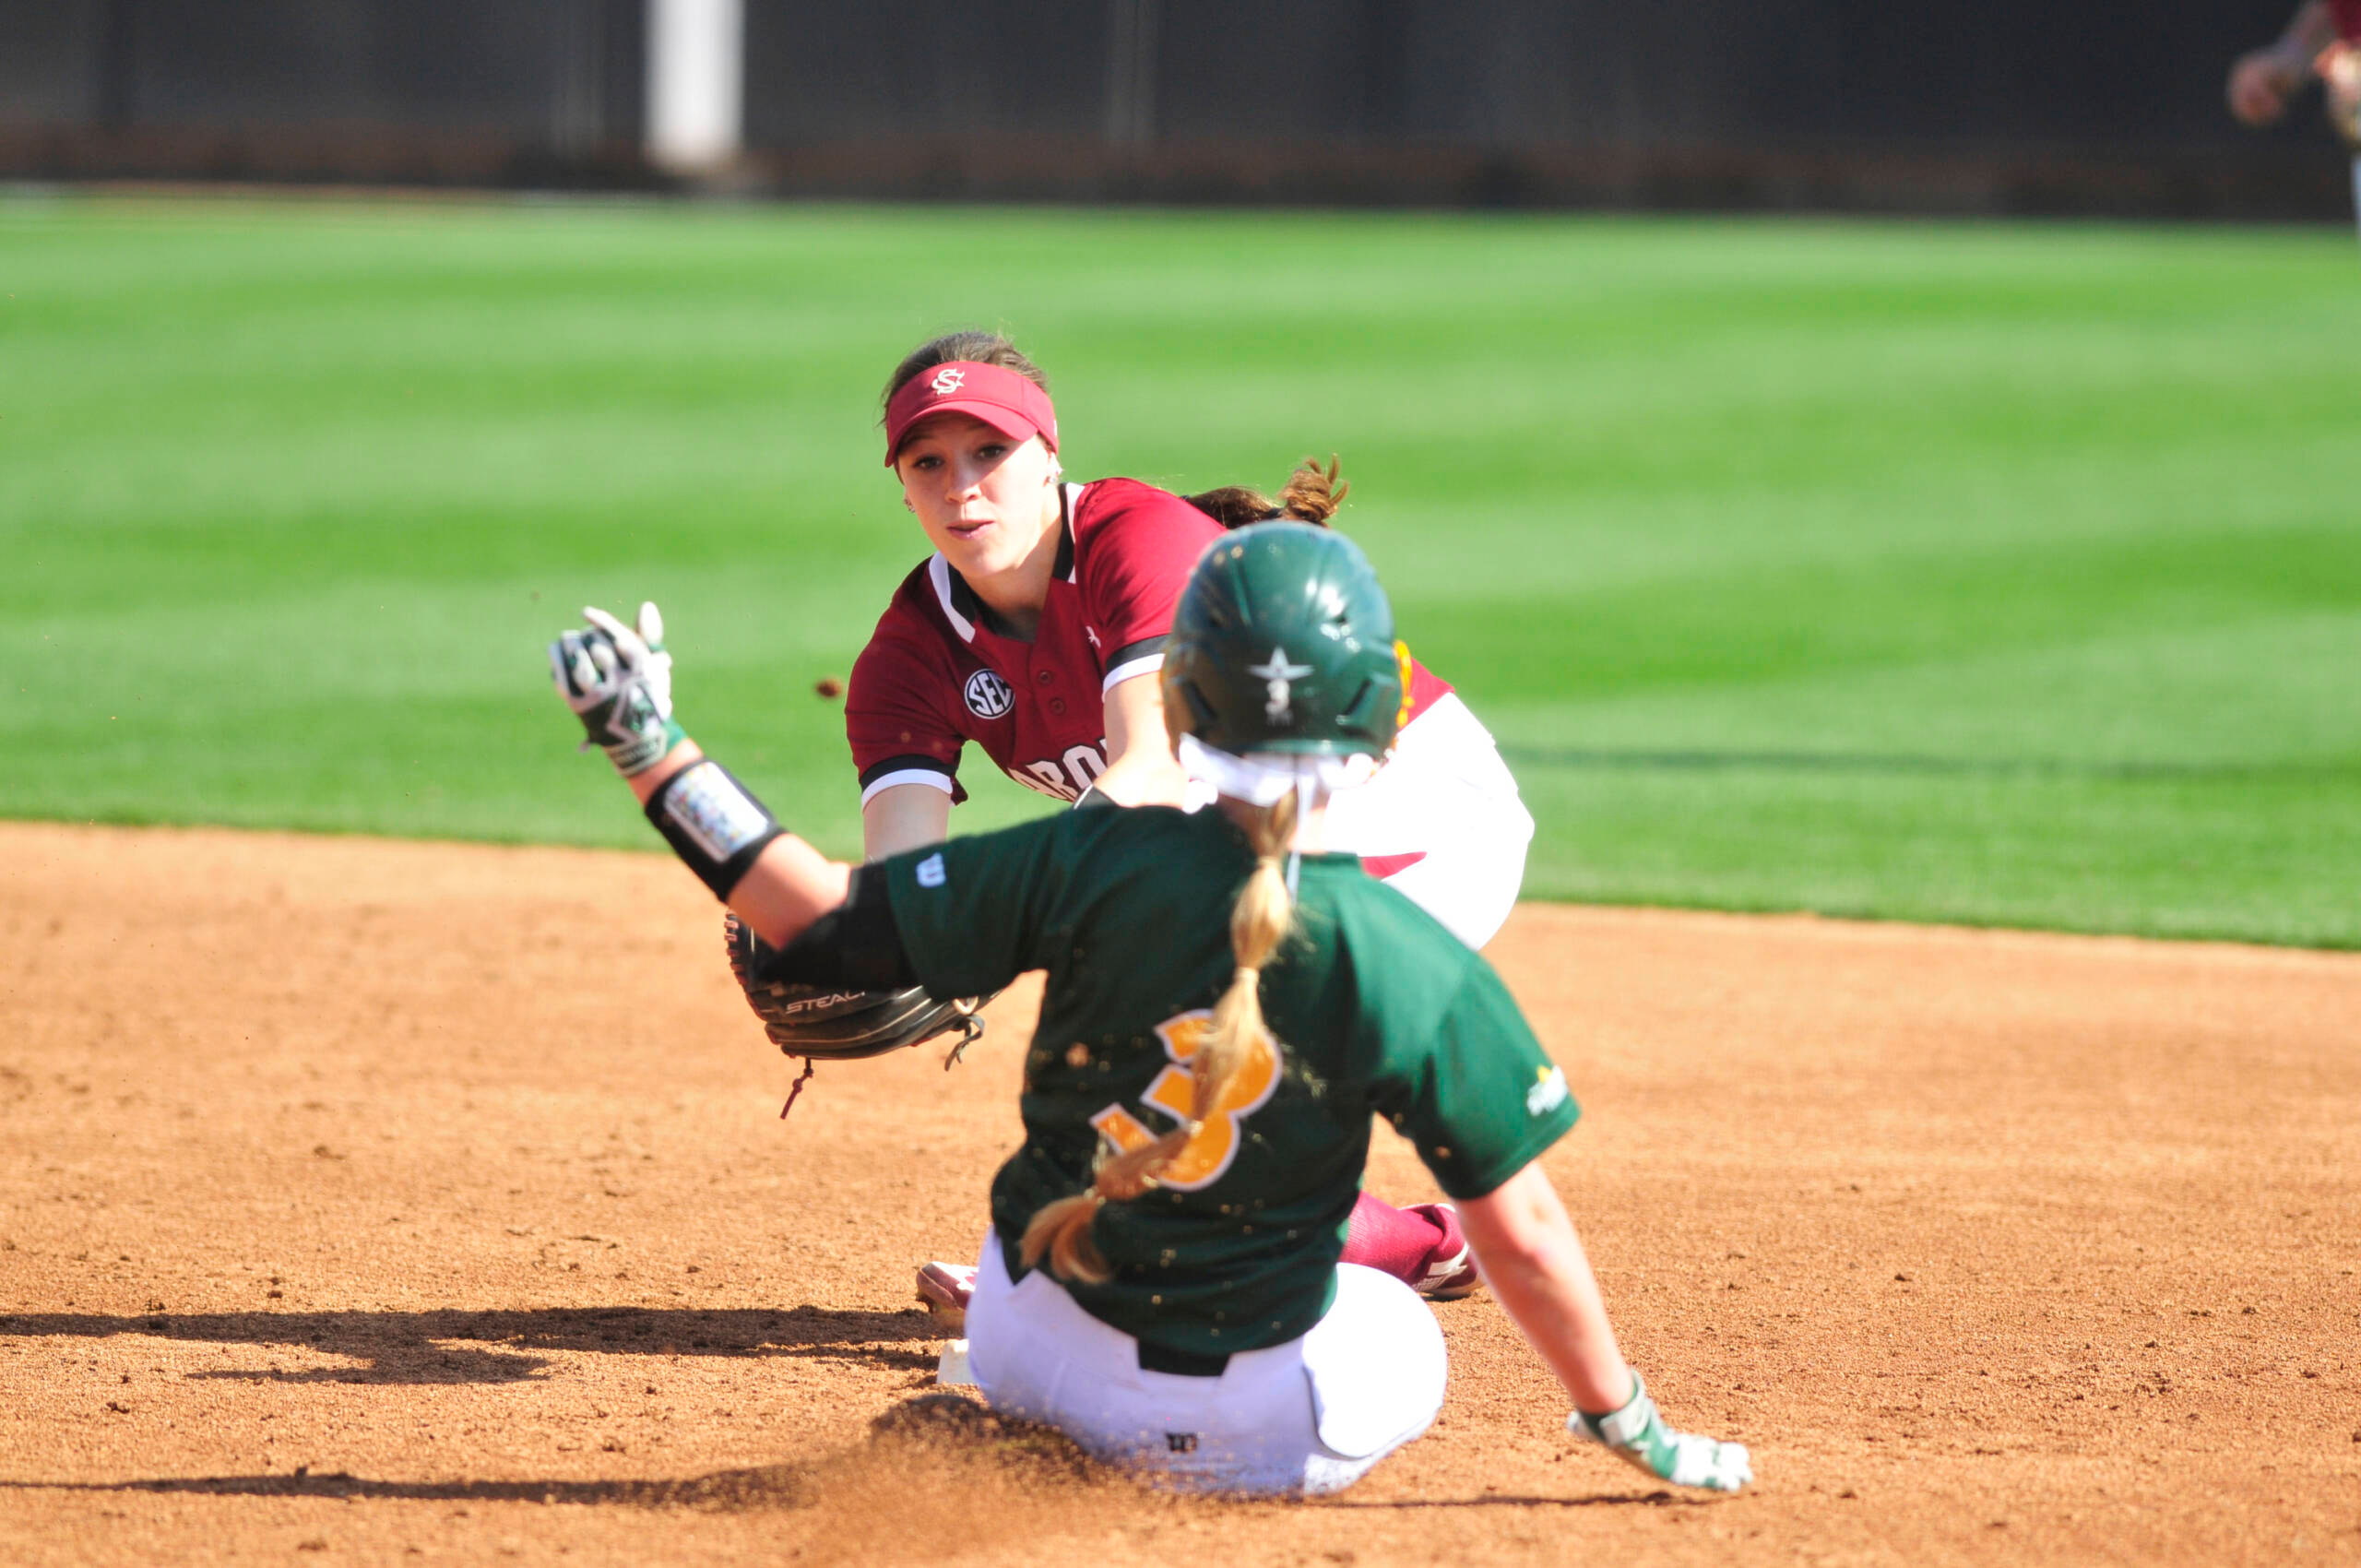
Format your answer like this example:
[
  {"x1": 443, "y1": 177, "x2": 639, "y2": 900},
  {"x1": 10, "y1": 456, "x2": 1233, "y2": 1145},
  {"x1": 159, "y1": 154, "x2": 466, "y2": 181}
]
[{"x1": 936, "y1": 1338, "x2": 977, "y2": 1388}]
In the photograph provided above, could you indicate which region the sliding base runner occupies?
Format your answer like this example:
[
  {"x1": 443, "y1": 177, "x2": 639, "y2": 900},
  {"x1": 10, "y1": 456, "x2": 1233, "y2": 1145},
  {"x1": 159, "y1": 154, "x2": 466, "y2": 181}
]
[{"x1": 546, "y1": 522, "x2": 1752, "y2": 1498}]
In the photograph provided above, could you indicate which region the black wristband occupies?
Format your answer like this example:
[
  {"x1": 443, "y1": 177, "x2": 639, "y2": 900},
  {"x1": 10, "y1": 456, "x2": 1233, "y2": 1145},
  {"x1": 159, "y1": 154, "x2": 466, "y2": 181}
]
[
  {"x1": 645, "y1": 758, "x2": 786, "y2": 900},
  {"x1": 1072, "y1": 783, "x2": 1118, "y2": 811}
]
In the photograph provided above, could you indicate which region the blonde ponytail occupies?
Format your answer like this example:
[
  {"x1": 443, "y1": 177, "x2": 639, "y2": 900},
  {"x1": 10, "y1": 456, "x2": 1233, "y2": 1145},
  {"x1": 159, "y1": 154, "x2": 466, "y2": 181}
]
[{"x1": 1021, "y1": 792, "x2": 1299, "y2": 1283}]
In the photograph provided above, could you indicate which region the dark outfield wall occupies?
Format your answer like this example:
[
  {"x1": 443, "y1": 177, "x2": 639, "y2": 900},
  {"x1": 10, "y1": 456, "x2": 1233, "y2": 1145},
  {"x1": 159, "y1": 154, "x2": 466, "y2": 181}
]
[
  {"x1": 1, "y1": 0, "x2": 2351, "y2": 216},
  {"x1": 0, "y1": 0, "x2": 645, "y2": 184}
]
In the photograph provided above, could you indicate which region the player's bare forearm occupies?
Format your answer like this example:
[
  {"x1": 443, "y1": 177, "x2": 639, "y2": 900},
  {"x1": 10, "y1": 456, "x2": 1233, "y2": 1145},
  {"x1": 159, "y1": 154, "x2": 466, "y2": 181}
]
[
  {"x1": 727, "y1": 837, "x2": 852, "y2": 949},
  {"x1": 622, "y1": 738, "x2": 703, "y2": 805},
  {"x1": 1458, "y1": 1163, "x2": 1636, "y2": 1415},
  {"x1": 1089, "y1": 742, "x2": 1188, "y2": 808},
  {"x1": 1096, "y1": 675, "x2": 1190, "y2": 808},
  {"x1": 861, "y1": 782, "x2": 952, "y2": 861}
]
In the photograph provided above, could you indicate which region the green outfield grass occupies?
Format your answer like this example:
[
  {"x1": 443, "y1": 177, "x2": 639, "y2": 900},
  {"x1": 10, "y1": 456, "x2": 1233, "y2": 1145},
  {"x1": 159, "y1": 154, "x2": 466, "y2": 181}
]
[{"x1": 4, "y1": 193, "x2": 2356, "y2": 946}]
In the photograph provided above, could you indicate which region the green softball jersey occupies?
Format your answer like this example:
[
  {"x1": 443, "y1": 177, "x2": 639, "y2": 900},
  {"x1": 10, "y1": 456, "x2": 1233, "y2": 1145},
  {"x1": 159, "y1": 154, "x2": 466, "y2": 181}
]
[{"x1": 882, "y1": 805, "x2": 1580, "y2": 1359}]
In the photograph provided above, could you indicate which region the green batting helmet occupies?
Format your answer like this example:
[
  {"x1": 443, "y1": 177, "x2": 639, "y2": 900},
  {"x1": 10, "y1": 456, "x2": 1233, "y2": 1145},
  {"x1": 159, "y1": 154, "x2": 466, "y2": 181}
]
[{"x1": 1161, "y1": 522, "x2": 1406, "y2": 759}]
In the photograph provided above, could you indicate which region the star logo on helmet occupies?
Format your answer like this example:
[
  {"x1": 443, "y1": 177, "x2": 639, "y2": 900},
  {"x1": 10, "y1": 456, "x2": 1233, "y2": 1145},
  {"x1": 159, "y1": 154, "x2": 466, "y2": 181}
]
[
  {"x1": 930, "y1": 366, "x2": 967, "y2": 395},
  {"x1": 1247, "y1": 647, "x2": 1314, "y2": 724}
]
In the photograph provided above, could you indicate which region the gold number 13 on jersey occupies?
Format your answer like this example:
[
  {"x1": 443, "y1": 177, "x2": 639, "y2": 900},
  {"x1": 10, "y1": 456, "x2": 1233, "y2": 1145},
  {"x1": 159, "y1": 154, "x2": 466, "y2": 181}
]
[{"x1": 1089, "y1": 1011, "x2": 1280, "y2": 1191}]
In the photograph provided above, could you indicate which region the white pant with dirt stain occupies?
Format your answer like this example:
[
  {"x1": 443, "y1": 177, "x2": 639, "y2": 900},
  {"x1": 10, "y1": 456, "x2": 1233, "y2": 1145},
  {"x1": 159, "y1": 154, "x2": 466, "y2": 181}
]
[{"x1": 962, "y1": 1234, "x2": 1447, "y2": 1497}]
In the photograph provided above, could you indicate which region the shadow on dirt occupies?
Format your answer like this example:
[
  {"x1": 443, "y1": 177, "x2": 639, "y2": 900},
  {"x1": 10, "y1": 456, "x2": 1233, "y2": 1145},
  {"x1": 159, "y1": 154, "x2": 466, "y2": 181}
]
[
  {"x1": 1, "y1": 1464, "x2": 820, "y2": 1510},
  {"x1": 0, "y1": 1395, "x2": 1693, "y2": 1517},
  {"x1": 1323, "y1": 1489, "x2": 1722, "y2": 1510},
  {"x1": 1, "y1": 1467, "x2": 1691, "y2": 1516},
  {"x1": 0, "y1": 1304, "x2": 937, "y2": 1384},
  {"x1": 0, "y1": 1395, "x2": 1097, "y2": 1515}
]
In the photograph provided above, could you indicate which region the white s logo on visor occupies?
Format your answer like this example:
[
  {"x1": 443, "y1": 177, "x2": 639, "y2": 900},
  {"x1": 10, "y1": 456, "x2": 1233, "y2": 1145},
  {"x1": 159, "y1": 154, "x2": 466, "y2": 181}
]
[{"x1": 931, "y1": 366, "x2": 967, "y2": 395}]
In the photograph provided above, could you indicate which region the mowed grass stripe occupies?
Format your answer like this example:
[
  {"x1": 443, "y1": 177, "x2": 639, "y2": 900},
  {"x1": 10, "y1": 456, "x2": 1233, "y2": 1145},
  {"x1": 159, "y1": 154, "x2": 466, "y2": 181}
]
[{"x1": 3, "y1": 196, "x2": 2355, "y2": 944}]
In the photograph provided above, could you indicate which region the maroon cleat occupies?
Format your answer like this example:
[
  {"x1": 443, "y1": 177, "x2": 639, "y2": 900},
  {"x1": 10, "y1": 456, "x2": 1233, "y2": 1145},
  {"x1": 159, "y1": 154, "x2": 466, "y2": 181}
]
[
  {"x1": 1406, "y1": 1203, "x2": 1481, "y2": 1300},
  {"x1": 916, "y1": 1261, "x2": 977, "y2": 1333}
]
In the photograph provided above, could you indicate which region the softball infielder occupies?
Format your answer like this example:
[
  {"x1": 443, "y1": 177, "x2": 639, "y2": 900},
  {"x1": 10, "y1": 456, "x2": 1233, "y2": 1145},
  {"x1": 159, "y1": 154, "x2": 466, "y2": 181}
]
[
  {"x1": 850, "y1": 333, "x2": 1536, "y2": 1309},
  {"x1": 547, "y1": 523, "x2": 1750, "y2": 1497}
]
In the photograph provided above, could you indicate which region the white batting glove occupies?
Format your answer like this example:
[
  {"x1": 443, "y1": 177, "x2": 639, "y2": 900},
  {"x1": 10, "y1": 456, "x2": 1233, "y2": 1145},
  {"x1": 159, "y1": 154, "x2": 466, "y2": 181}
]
[
  {"x1": 1568, "y1": 1369, "x2": 1752, "y2": 1493},
  {"x1": 549, "y1": 600, "x2": 679, "y2": 776}
]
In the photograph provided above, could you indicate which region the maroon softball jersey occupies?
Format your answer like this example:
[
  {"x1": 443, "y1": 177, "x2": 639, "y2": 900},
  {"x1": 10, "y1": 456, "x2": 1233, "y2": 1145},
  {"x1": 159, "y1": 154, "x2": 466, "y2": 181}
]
[
  {"x1": 2337, "y1": 0, "x2": 2361, "y2": 38},
  {"x1": 847, "y1": 478, "x2": 1452, "y2": 807}
]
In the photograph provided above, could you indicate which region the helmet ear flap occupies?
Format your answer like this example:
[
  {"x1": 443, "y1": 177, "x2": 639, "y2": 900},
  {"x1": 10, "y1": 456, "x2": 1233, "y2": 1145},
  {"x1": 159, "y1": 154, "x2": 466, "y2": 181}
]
[
  {"x1": 1181, "y1": 680, "x2": 1220, "y2": 732},
  {"x1": 1163, "y1": 671, "x2": 1220, "y2": 738}
]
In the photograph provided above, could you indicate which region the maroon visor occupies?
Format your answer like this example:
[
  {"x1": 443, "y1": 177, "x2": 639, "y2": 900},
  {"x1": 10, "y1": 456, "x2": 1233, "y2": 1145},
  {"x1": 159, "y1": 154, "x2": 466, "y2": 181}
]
[{"x1": 883, "y1": 361, "x2": 1060, "y2": 466}]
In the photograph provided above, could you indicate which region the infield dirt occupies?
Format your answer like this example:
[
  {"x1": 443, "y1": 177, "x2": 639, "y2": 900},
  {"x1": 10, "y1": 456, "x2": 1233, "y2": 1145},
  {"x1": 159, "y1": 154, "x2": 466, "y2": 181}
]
[{"x1": 1, "y1": 823, "x2": 2355, "y2": 1566}]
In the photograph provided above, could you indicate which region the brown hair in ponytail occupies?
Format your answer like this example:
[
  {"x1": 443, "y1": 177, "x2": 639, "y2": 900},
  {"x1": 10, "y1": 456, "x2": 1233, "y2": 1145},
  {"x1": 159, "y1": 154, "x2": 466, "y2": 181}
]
[
  {"x1": 1020, "y1": 790, "x2": 1300, "y2": 1284},
  {"x1": 1182, "y1": 456, "x2": 1349, "y2": 530}
]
